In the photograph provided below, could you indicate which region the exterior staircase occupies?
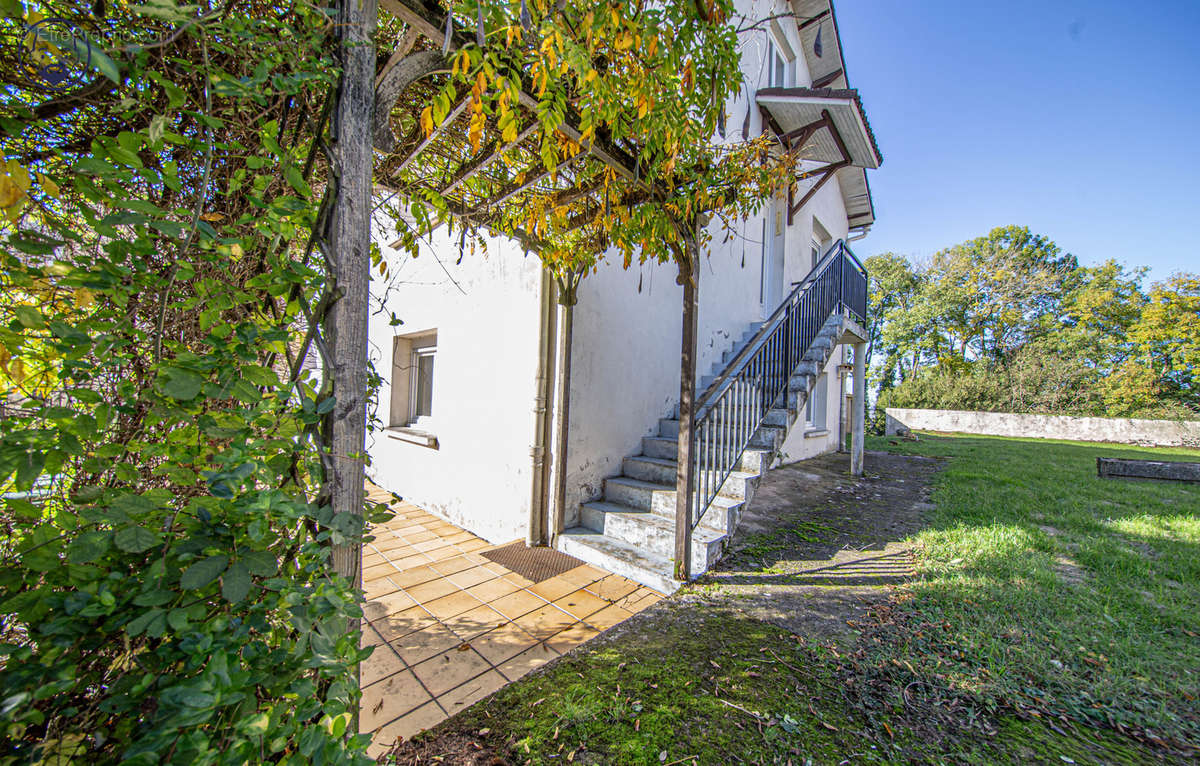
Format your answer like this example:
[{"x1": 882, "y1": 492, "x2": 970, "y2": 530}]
[
  {"x1": 557, "y1": 312, "x2": 853, "y2": 593},
  {"x1": 556, "y1": 241, "x2": 868, "y2": 593}
]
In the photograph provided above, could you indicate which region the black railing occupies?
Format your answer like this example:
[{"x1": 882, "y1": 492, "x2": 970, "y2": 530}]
[{"x1": 689, "y1": 240, "x2": 866, "y2": 530}]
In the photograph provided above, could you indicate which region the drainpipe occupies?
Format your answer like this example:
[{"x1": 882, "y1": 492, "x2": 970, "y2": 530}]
[
  {"x1": 527, "y1": 269, "x2": 558, "y2": 546},
  {"x1": 836, "y1": 347, "x2": 850, "y2": 453},
  {"x1": 550, "y1": 271, "x2": 581, "y2": 544}
]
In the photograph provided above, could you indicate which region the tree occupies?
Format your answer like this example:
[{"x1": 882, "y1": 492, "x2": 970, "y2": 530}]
[
  {"x1": 923, "y1": 225, "x2": 1077, "y2": 363},
  {"x1": 1128, "y1": 273, "x2": 1200, "y2": 410}
]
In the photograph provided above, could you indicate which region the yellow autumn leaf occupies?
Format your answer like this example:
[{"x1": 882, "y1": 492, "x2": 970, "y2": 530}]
[
  {"x1": 0, "y1": 175, "x2": 25, "y2": 209},
  {"x1": 420, "y1": 106, "x2": 433, "y2": 137},
  {"x1": 200, "y1": 212, "x2": 224, "y2": 222},
  {"x1": 230, "y1": 243, "x2": 245, "y2": 257},
  {"x1": 37, "y1": 173, "x2": 59, "y2": 198},
  {"x1": 75, "y1": 288, "x2": 95, "y2": 307}
]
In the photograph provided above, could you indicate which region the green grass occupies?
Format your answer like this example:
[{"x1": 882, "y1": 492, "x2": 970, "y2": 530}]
[
  {"x1": 869, "y1": 433, "x2": 1200, "y2": 746},
  {"x1": 399, "y1": 434, "x2": 1200, "y2": 763}
]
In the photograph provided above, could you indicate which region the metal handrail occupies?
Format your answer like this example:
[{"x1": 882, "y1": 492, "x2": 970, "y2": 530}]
[{"x1": 689, "y1": 239, "x2": 867, "y2": 531}]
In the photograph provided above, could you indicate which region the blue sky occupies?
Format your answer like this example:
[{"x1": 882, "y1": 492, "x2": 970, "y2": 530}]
[{"x1": 834, "y1": 0, "x2": 1200, "y2": 281}]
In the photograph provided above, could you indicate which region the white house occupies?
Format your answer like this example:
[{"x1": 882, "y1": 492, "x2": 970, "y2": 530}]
[{"x1": 365, "y1": 0, "x2": 882, "y2": 592}]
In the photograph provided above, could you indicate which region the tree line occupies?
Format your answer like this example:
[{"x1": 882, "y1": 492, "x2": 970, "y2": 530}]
[{"x1": 863, "y1": 225, "x2": 1199, "y2": 426}]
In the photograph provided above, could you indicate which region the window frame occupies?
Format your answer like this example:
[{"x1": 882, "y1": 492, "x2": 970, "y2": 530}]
[{"x1": 408, "y1": 344, "x2": 436, "y2": 426}]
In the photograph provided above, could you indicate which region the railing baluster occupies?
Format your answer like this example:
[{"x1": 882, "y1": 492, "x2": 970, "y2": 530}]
[{"x1": 689, "y1": 240, "x2": 866, "y2": 531}]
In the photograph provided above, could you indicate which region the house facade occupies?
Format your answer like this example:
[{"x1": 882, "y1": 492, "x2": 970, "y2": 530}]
[{"x1": 365, "y1": 0, "x2": 881, "y2": 591}]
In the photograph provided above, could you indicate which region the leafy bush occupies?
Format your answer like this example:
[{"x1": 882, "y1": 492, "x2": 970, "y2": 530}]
[{"x1": 0, "y1": 3, "x2": 384, "y2": 762}]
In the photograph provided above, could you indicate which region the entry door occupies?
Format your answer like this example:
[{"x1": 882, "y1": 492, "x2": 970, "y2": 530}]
[{"x1": 760, "y1": 197, "x2": 786, "y2": 316}]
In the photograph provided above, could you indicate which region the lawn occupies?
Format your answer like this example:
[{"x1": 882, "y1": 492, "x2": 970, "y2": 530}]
[
  {"x1": 873, "y1": 433, "x2": 1200, "y2": 749},
  {"x1": 386, "y1": 434, "x2": 1200, "y2": 764}
]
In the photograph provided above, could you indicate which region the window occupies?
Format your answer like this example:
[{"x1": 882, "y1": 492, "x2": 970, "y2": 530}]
[
  {"x1": 766, "y1": 34, "x2": 797, "y2": 89},
  {"x1": 810, "y1": 238, "x2": 821, "y2": 274},
  {"x1": 806, "y1": 372, "x2": 827, "y2": 430},
  {"x1": 409, "y1": 346, "x2": 435, "y2": 423},
  {"x1": 389, "y1": 331, "x2": 437, "y2": 430}
]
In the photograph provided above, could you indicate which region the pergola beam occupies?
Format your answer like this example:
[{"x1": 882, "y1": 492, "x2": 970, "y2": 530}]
[
  {"x1": 378, "y1": 0, "x2": 639, "y2": 181},
  {"x1": 394, "y1": 96, "x2": 469, "y2": 172},
  {"x1": 440, "y1": 121, "x2": 539, "y2": 196}
]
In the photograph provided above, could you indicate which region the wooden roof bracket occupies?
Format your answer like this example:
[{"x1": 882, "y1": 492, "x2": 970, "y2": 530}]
[{"x1": 786, "y1": 109, "x2": 851, "y2": 224}]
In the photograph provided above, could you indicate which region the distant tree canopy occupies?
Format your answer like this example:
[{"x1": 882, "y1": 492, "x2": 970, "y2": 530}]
[{"x1": 864, "y1": 226, "x2": 1200, "y2": 423}]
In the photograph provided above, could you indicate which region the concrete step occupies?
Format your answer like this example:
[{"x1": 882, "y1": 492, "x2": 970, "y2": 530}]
[
  {"x1": 601, "y1": 475, "x2": 745, "y2": 533},
  {"x1": 789, "y1": 373, "x2": 815, "y2": 392},
  {"x1": 579, "y1": 501, "x2": 726, "y2": 569},
  {"x1": 557, "y1": 528, "x2": 681, "y2": 593},
  {"x1": 625, "y1": 454, "x2": 761, "y2": 502},
  {"x1": 659, "y1": 407, "x2": 789, "y2": 439},
  {"x1": 642, "y1": 434, "x2": 773, "y2": 474}
]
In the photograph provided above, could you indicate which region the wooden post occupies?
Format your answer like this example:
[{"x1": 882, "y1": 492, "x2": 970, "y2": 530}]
[
  {"x1": 850, "y1": 341, "x2": 866, "y2": 476},
  {"x1": 326, "y1": 0, "x2": 376, "y2": 658},
  {"x1": 674, "y1": 238, "x2": 699, "y2": 581}
]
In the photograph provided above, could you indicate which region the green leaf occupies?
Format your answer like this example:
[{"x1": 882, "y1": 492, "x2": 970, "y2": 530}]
[
  {"x1": 167, "y1": 608, "x2": 190, "y2": 632},
  {"x1": 19, "y1": 527, "x2": 60, "y2": 572},
  {"x1": 14, "y1": 450, "x2": 44, "y2": 490},
  {"x1": 63, "y1": 33, "x2": 121, "y2": 85},
  {"x1": 148, "y1": 114, "x2": 167, "y2": 144},
  {"x1": 0, "y1": 0, "x2": 24, "y2": 21},
  {"x1": 243, "y1": 712, "x2": 270, "y2": 735},
  {"x1": 13, "y1": 305, "x2": 45, "y2": 329},
  {"x1": 158, "y1": 367, "x2": 205, "y2": 400},
  {"x1": 114, "y1": 525, "x2": 161, "y2": 553},
  {"x1": 180, "y1": 554, "x2": 228, "y2": 590},
  {"x1": 133, "y1": 589, "x2": 175, "y2": 606},
  {"x1": 126, "y1": 608, "x2": 166, "y2": 637},
  {"x1": 67, "y1": 530, "x2": 111, "y2": 563},
  {"x1": 221, "y1": 561, "x2": 252, "y2": 603},
  {"x1": 242, "y1": 550, "x2": 278, "y2": 577}
]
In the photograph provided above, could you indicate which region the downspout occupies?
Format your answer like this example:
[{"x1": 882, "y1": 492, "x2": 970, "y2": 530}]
[
  {"x1": 836, "y1": 347, "x2": 850, "y2": 453},
  {"x1": 527, "y1": 269, "x2": 558, "y2": 546},
  {"x1": 550, "y1": 271, "x2": 581, "y2": 544}
]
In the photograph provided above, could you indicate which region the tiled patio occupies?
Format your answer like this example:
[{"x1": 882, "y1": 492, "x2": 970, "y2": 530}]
[{"x1": 360, "y1": 486, "x2": 664, "y2": 757}]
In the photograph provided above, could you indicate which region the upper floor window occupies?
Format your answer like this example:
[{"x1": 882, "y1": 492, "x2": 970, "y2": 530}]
[{"x1": 767, "y1": 33, "x2": 797, "y2": 89}]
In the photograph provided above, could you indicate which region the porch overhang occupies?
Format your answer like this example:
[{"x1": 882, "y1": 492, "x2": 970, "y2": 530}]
[{"x1": 755, "y1": 87, "x2": 881, "y2": 228}]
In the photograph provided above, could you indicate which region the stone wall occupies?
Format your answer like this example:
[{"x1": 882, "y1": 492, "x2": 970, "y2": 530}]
[{"x1": 884, "y1": 408, "x2": 1200, "y2": 448}]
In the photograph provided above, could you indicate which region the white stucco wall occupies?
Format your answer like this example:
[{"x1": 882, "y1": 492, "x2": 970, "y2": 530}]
[
  {"x1": 778, "y1": 344, "x2": 850, "y2": 463},
  {"x1": 364, "y1": 226, "x2": 544, "y2": 544},
  {"x1": 561, "y1": 0, "x2": 855, "y2": 514}
]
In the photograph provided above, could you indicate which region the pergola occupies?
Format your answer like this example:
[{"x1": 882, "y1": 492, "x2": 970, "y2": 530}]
[
  {"x1": 328, "y1": 0, "x2": 716, "y2": 589},
  {"x1": 326, "y1": 0, "x2": 879, "y2": 589}
]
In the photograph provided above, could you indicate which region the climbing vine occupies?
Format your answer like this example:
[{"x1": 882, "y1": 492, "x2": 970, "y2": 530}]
[{"x1": 0, "y1": 1, "x2": 383, "y2": 762}]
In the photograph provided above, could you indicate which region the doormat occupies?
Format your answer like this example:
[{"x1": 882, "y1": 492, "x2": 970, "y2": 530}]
[{"x1": 481, "y1": 542, "x2": 585, "y2": 583}]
